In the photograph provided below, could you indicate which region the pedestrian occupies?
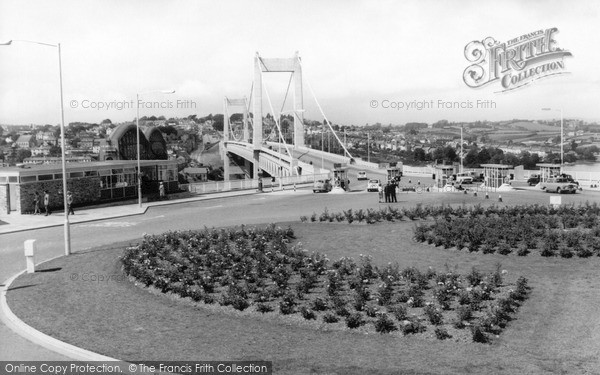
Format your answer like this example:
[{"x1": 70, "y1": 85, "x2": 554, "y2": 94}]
[
  {"x1": 43, "y1": 190, "x2": 51, "y2": 216},
  {"x1": 66, "y1": 191, "x2": 75, "y2": 215},
  {"x1": 384, "y1": 182, "x2": 391, "y2": 203},
  {"x1": 159, "y1": 181, "x2": 165, "y2": 199},
  {"x1": 377, "y1": 183, "x2": 383, "y2": 203},
  {"x1": 392, "y1": 182, "x2": 398, "y2": 202},
  {"x1": 33, "y1": 191, "x2": 41, "y2": 215}
]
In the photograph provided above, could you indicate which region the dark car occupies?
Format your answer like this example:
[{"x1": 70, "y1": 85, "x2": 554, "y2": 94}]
[{"x1": 527, "y1": 174, "x2": 540, "y2": 186}]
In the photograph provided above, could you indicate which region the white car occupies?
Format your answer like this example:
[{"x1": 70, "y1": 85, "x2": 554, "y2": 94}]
[
  {"x1": 367, "y1": 179, "x2": 380, "y2": 192},
  {"x1": 357, "y1": 171, "x2": 368, "y2": 180},
  {"x1": 455, "y1": 173, "x2": 473, "y2": 184}
]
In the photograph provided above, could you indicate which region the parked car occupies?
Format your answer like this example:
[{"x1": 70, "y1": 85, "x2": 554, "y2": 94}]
[
  {"x1": 527, "y1": 174, "x2": 540, "y2": 186},
  {"x1": 313, "y1": 179, "x2": 332, "y2": 193},
  {"x1": 455, "y1": 173, "x2": 473, "y2": 184},
  {"x1": 357, "y1": 171, "x2": 368, "y2": 180},
  {"x1": 541, "y1": 177, "x2": 578, "y2": 194},
  {"x1": 367, "y1": 179, "x2": 380, "y2": 192}
]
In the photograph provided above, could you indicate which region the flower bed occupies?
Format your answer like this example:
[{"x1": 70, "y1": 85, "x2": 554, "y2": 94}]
[
  {"x1": 302, "y1": 203, "x2": 600, "y2": 258},
  {"x1": 122, "y1": 224, "x2": 531, "y2": 343}
]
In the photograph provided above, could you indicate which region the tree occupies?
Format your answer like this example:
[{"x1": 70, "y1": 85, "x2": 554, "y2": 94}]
[
  {"x1": 16, "y1": 149, "x2": 31, "y2": 163},
  {"x1": 101, "y1": 119, "x2": 112, "y2": 124},
  {"x1": 464, "y1": 148, "x2": 479, "y2": 167},
  {"x1": 49, "y1": 145, "x2": 62, "y2": 157},
  {"x1": 477, "y1": 148, "x2": 491, "y2": 165},
  {"x1": 212, "y1": 114, "x2": 224, "y2": 132},
  {"x1": 413, "y1": 148, "x2": 426, "y2": 162}
]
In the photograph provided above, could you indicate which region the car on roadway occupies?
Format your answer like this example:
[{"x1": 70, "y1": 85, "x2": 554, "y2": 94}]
[
  {"x1": 527, "y1": 174, "x2": 540, "y2": 186},
  {"x1": 541, "y1": 177, "x2": 578, "y2": 194},
  {"x1": 357, "y1": 171, "x2": 368, "y2": 180},
  {"x1": 367, "y1": 179, "x2": 380, "y2": 192},
  {"x1": 455, "y1": 173, "x2": 473, "y2": 184},
  {"x1": 313, "y1": 179, "x2": 332, "y2": 193}
]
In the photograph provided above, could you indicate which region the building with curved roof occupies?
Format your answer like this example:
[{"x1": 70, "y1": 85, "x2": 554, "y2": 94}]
[{"x1": 108, "y1": 123, "x2": 167, "y2": 160}]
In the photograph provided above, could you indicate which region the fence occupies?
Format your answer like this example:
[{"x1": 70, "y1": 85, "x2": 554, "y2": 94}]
[{"x1": 182, "y1": 173, "x2": 331, "y2": 195}]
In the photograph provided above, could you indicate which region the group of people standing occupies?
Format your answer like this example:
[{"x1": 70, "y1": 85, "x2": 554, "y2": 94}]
[
  {"x1": 32, "y1": 190, "x2": 75, "y2": 216},
  {"x1": 378, "y1": 180, "x2": 399, "y2": 203}
]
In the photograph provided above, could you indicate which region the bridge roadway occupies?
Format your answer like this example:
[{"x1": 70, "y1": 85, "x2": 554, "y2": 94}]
[
  {"x1": 0, "y1": 179, "x2": 386, "y2": 361},
  {"x1": 225, "y1": 140, "x2": 389, "y2": 182}
]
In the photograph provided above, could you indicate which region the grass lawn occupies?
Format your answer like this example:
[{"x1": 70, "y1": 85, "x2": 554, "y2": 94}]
[{"x1": 7, "y1": 216, "x2": 600, "y2": 375}]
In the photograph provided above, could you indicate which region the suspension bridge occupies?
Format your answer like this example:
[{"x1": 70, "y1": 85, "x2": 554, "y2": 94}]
[{"x1": 221, "y1": 52, "x2": 374, "y2": 185}]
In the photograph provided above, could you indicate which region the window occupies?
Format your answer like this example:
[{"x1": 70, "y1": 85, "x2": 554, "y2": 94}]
[
  {"x1": 38, "y1": 174, "x2": 53, "y2": 181},
  {"x1": 8, "y1": 176, "x2": 18, "y2": 183},
  {"x1": 21, "y1": 176, "x2": 37, "y2": 183},
  {"x1": 84, "y1": 170, "x2": 98, "y2": 177},
  {"x1": 70, "y1": 172, "x2": 84, "y2": 178}
]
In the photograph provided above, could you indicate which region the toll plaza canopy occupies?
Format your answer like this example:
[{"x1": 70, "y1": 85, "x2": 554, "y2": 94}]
[
  {"x1": 434, "y1": 164, "x2": 456, "y2": 188},
  {"x1": 536, "y1": 163, "x2": 562, "y2": 182},
  {"x1": 481, "y1": 164, "x2": 511, "y2": 189}
]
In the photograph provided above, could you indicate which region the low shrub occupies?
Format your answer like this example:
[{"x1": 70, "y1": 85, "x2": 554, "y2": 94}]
[
  {"x1": 400, "y1": 317, "x2": 426, "y2": 335},
  {"x1": 345, "y1": 312, "x2": 364, "y2": 329},
  {"x1": 300, "y1": 306, "x2": 316, "y2": 320},
  {"x1": 423, "y1": 304, "x2": 444, "y2": 325},
  {"x1": 389, "y1": 304, "x2": 408, "y2": 321},
  {"x1": 516, "y1": 244, "x2": 530, "y2": 256},
  {"x1": 256, "y1": 303, "x2": 274, "y2": 313},
  {"x1": 471, "y1": 324, "x2": 488, "y2": 343},
  {"x1": 374, "y1": 313, "x2": 397, "y2": 333},
  {"x1": 323, "y1": 312, "x2": 339, "y2": 323},
  {"x1": 365, "y1": 304, "x2": 378, "y2": 318},
  {"x1": 435, "y1": 327, "x2": 452, "y2": 340},
  {"x1": 311, "y1": 297, "x2": 329, "y2": 311}
]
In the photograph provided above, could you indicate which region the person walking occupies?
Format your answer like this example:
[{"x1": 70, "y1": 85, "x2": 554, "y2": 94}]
[
  {"x1": 33, "y1": 191, "x2": 41, "y2": 215},
  {"x1": 66, "y1": 191, "x2": 75, "y2": 216},
  {"x1": 392, "y1": 182, "x2": 398, "y2": 202},
  {"x1": 43, "y1": 190, "x2": 51, "y2": 216},
  {"x1": 159, "y1": 181, "x2": 165, "y2": 199},
  {"x1": 377, "y1": 183, "x2": 383, "y2": 203}
]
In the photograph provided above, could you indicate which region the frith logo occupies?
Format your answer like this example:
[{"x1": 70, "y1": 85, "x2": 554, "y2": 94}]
[{"x1": 463, "y1": 27, "x2": 572, "y2": 92}]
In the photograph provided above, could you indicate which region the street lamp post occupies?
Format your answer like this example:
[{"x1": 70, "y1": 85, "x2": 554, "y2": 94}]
[
  {"x1": 542, "y1": 107, "x2": 564, "y2": 171},
  {"x1": 136, "y1": 90, "x2": 175, "y2": 208},
  {"x1": 1, "y1": 39, "x2": 71, "y2": 255}
]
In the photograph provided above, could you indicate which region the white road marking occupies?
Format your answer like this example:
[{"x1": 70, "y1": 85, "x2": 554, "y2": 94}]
[{"x1": 77, "y1": 222, "x2": 137, "y2": 228}]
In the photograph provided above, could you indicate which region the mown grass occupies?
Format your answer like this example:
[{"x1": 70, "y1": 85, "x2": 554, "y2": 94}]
[{"x1": 7, "y1": 220, "x2": 600, "y2": 375}]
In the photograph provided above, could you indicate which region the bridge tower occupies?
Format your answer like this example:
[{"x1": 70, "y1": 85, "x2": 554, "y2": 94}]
[
  {"x1": 253, "y1": 51, "x2": 304, "y2": 149},
  {"x1": 223, "y1": 97, "x2": 250, "y2": 181}
]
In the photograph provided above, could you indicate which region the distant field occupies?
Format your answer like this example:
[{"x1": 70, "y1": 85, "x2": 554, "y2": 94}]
[{"x1": 506, "y1": 121, "x2": 559, "y2": 132}]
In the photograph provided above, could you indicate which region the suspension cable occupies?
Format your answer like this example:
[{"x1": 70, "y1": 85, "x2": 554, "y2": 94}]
[{"x1": 297, "y1": 59, "x2": 353, "y2": 160}]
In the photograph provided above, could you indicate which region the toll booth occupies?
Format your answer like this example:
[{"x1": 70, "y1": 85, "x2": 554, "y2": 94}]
[
  {"x1": 481, "y1": 164, "x2": 511, "y2": 189},
  {"x1": 434, "y1": 165, "x2": 456, "y2": 188},
  {"x1": 332, "y1": 163, "x2": 350, "y2": 191},
  {"x1": 537, "y1": 163, "x2": 561, "y2": 182},
  {"x1": 386, "y1": 162, "x2": 403, "y2": 182}
]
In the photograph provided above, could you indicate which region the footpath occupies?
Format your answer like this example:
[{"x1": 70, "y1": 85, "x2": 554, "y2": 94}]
[{"x1": 0, "y1": 188, "x2": 269, "y2": 235}]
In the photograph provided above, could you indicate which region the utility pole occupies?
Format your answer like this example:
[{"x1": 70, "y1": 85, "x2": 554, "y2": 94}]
[
  {"x1": 367, "y1": 131, "x2": 370, "y2": 163},
  {"x1": 460, "y1": 125, "x2": 464, "y2": 174}
]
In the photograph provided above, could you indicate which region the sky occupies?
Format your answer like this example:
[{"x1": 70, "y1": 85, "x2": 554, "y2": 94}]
[{"x1": 0, "y1": 0, "x2": 599, "y2": 126}]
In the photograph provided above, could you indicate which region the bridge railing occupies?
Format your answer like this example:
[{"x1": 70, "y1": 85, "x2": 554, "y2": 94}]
[{"x1": 183, "y1": 173, "x2": 331, "y2": 195}]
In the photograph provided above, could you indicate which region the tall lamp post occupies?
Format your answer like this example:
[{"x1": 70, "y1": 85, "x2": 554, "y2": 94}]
[
  {"x1": 1, "y1": 39, "x2": 71, "y2": 255},
  {"x1": 136, "y1": 90, "x2": 175, "y2": 208},
  {"x1": 542, "y1": 107, "x2": 564, "y2": 171}
]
